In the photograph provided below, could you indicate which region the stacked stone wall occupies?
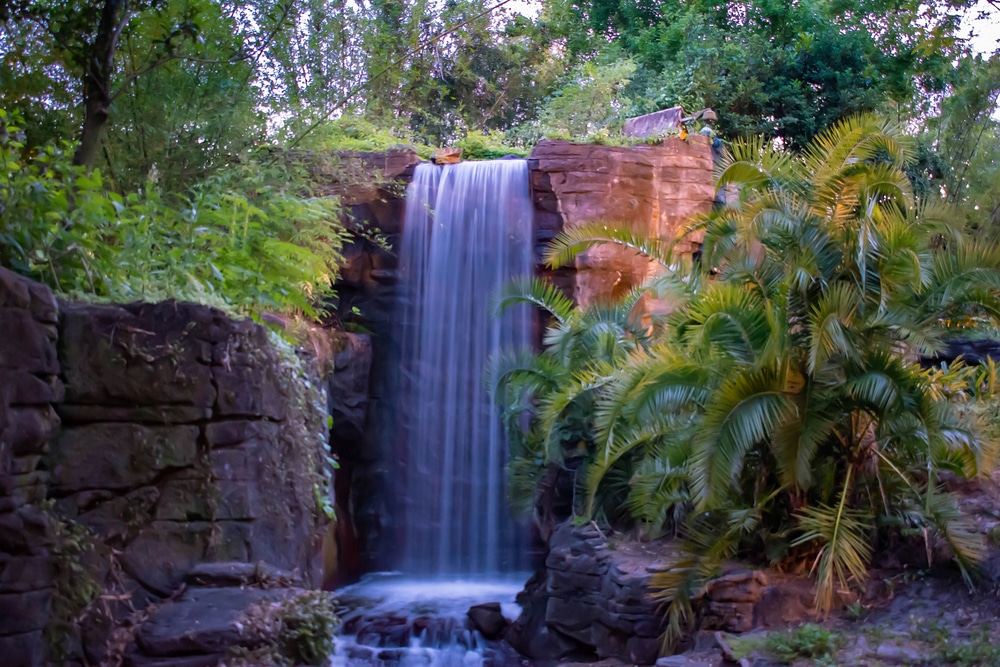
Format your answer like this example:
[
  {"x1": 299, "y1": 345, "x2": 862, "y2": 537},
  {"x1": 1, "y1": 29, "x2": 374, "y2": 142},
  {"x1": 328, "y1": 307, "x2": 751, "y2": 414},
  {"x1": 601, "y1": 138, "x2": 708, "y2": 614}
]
[
  {"x1": 0, "y1": 267, "x2": 329, "y2": 666},
  {"x1": 0, "y1": 268, "x2": 61, "y2": 665}
]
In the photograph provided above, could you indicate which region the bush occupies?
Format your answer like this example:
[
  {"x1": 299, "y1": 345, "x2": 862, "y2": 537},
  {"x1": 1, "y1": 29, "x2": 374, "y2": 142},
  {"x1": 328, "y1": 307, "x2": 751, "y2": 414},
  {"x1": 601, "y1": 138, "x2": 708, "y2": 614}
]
[
  {"x1": 767, "y1": 624, "x2": 843, "y2": 662},
  {"x1": 0, "y1": 110, "x2": 347, "y2": 317},
  {"x1": 454, "y1": 130, "x2": 527, "y2": 160}
]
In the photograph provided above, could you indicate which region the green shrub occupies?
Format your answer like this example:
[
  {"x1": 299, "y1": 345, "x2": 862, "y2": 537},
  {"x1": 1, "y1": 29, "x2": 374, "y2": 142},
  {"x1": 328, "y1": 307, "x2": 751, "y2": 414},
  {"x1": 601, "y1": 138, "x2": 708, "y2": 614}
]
[
  {"x1": 232, "y1": 590, "x2": 340, "y2": 666},
  {"x1": 300, "y1": 115, "x2": 434, "y2": 159},
  {"x1": 454, "y1": 130, "x2": 527, "y2": 160},
  {"x1": 494, "y1": 114, "x2": 1000, "y2": 652},
  {"x1": 0, "y1": 110, "x2": 347, "y2": 317},
  {"x1": 766, "y1": 624, "x2": 843, "y2": 663}
]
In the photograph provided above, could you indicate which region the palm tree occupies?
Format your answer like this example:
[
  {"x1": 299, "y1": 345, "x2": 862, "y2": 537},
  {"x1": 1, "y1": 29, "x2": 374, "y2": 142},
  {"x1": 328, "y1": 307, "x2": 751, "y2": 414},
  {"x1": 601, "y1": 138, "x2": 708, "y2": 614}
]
[{"x1": 494, "y1": 114, "x2": 1000, "y2": 650}]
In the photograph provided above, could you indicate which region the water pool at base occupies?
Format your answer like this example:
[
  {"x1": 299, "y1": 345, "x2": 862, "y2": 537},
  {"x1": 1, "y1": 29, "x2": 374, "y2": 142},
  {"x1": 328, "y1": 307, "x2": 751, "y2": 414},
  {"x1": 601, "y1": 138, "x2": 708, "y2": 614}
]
[{"x1": 330, "y1": 573, "x2": 530, "y2": 667}]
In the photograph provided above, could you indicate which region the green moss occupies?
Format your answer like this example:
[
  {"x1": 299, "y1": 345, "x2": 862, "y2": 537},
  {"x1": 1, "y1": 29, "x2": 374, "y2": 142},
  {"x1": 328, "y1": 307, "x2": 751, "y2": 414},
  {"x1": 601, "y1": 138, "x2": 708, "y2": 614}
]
[{"x1": 43, "y1": 503, "x2": 102, "y2": 663}]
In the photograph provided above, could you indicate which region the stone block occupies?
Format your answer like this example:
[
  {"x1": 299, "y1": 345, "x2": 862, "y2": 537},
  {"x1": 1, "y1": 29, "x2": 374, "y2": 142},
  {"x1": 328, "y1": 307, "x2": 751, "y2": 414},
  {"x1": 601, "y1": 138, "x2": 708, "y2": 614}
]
[
  {"x1": 121, "y1": 521, "x2": 250, "y2": 595},
  {"x1": 546, "y1": 596, "x2": 601, "y2": 632},
  {"x1": 0, "y1": 589, "x2": 52, "y2": 634},
  {"x1": 4, "y1": 406, "x2": 58, "y2": 456},
  {"x1": 57, "y1": 404, "x2": 211, "y2": 425},
  {"x1": 0, "y1": 267, "x2": 32, "y2": 310},
  {"x1": 0, "y1": 309, "x2": 58, "y2": 374},
  {"x1": 212, "y1": 365, "x2": 285, "y2": 419},
  {"x1": 155, "y1": 473, "x2": 260, "y2": 523},
  {"x1": 0, "y1": 506, "x2": 51, "y2": 554},
  {"x1": 136, "y1": 586, "x2": 300, "y2": 656},
  {"x1": 3, "y1": 371, "x2": 63, "y2": 406},
  {"x1": 50, "y1": 423, "x2": 199, "y2": 493},
  {"x1": 0, "y1": 629, "x2": 46, "y2": 667},
  {"x1": 0, "y1": 554, "x2": 55, "y2": 594},
  {"x1": 59, "y1": 302, "x2": 217, "y2": 407},
  {"x1": 76, "y1": 486, "x2": 160, "y2": 540},
  {"x1": 701, "y1": 601, "x2": 755, "y2": 633},
  {"x1": 625, "y1": 635, "x2": 660, "y2": 664},
  {"x1": 204, "y1": 420, "x2": 278, "y2": 450}
]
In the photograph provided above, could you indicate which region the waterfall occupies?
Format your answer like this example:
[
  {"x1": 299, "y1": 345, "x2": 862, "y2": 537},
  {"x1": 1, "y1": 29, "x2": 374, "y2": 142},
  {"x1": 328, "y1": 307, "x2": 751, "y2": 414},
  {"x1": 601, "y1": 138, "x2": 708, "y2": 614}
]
[{"x1": 392, "y1": 159, "x2": 533, "y2": 576}]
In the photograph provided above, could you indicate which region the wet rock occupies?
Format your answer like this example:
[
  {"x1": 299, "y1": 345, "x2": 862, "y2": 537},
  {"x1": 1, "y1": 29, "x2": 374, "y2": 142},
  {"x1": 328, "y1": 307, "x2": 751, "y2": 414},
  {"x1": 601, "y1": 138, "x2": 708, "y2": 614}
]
[
  {"x1": 137, "y1": 586, "x2": 299, "y2": 656},
  {"x1": 327, "y1": 332, "x2": 372, "y2": 444},
  {"x1": 655, "y1": 655, "x2": 719, "y2": 667},
  {"x1": 468, "y1": 602, "x2": 509, "y2": 639},
  {"x1": 125, "y1": 654, "x2": 223, "y2": 667}
]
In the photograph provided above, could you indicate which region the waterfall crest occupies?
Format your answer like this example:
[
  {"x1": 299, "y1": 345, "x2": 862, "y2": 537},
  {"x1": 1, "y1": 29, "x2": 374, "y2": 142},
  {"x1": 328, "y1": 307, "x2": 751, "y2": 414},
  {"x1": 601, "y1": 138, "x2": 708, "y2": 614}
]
[{"x1": 393, "y1": 159, "x2": 533, "y2": 576}]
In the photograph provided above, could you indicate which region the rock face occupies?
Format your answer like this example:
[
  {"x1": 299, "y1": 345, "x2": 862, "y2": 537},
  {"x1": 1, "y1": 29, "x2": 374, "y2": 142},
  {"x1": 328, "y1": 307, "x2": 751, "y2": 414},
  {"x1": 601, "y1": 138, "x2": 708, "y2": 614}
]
[
  {"x1": 509, "y1": 521, "x2": 829, "y2": 665},
  {"x1": 508, "y1": 522, "x2": 664, "y2": 664},
  {"x1": 529, "y1": 138, "x2": 715, "y2": 305},
  {"x1": 325, "y1": 331, "x2": 374, "y2": 584},
  {"x1": 0, "y1": 267, "x2": 60, "y2": 667},
  {"x1": 0, "y1": 268, "x2": 331, "y2": 666}
]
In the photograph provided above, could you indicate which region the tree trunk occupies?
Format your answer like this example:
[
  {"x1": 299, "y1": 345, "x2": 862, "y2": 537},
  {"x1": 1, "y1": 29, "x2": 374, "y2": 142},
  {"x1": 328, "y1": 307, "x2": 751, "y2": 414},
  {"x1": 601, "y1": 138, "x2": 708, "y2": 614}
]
[{"x1": 73, "y1": 0, "x2": 128, "y2": 169}]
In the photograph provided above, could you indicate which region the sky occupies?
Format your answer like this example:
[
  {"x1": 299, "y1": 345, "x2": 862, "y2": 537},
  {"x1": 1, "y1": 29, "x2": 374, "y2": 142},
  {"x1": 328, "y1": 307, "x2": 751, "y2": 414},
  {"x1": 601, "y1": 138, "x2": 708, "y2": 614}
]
[{"x1": 964, "y1": 0, "x2": 1000, "y2": 55}]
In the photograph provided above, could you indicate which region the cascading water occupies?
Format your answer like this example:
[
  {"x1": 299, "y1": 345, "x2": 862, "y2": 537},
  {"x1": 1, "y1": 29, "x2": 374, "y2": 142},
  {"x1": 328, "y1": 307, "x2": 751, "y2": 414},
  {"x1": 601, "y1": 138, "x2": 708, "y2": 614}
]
[
  {"x1": 394, "y1": 159, "x2": 534, "y2": 576},
  {"x1": 331, "y1": 160, "x2": 534, "y2": 666}
]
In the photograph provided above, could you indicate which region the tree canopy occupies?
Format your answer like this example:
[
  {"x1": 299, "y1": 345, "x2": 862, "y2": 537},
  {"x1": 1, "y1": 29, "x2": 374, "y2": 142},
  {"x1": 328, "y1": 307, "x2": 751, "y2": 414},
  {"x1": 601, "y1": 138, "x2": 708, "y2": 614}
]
[{"x1": 1, "y1": 0, "x2": 999, "y2": 302}]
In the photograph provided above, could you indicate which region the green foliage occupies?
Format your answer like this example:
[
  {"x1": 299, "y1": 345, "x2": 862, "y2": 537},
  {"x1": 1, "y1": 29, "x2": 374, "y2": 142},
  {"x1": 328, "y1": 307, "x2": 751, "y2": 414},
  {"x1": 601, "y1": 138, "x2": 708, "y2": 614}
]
[
  {"x1": 43, "y1": 503, "x2": 101, "y2": 663},
  {"x1": 495, "y1": 114, "x2": 1000, "y2": 651},
  {"x1": 0, "y1": 110, "x2": 347, "y2": 317},
  {"x1": 298, "y1": 115, "x2": 435, "y2": 159},
  {"x1": 766, "y1": 624, "x2": 844, "y2": 663},
  {"x1": 231, "y1": 590, "x2": 340, "y2": 667},
  {"x1": 454, "y1": 130, "x2": 527, "y2": 160},
  {"x1": 269, "y1": 331, "x2": 336, "y2": 522},
  {"x1": 537, "y1": 59, "x2": 638, "y2": 140},
  {"x1": 541, "y1": 0, "x2": 987, "y2": 150}
]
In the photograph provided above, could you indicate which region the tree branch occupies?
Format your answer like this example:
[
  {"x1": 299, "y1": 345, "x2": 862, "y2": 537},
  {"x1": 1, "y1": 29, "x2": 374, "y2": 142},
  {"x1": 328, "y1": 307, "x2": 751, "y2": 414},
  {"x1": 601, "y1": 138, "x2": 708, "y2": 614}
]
[{"x1": 282, "y1": 0, "x2": 518, "y2": 153}]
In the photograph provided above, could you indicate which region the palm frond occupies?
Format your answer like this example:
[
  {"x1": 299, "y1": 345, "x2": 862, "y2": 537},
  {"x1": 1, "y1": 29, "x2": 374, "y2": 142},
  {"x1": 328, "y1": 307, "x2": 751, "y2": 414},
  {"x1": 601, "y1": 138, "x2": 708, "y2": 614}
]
[
  {"x1": 495, "y1": 276, "x2": 575, "y2": 324},
  {"x1": 792, "y1": 467, "x2": 873, "y2": 612},
  {"x1": 691, "y1": 366, "x2": 795, "y2": 508},
  {"x1": 544, "y1": 221, "x2": 675, "y2": 268}
]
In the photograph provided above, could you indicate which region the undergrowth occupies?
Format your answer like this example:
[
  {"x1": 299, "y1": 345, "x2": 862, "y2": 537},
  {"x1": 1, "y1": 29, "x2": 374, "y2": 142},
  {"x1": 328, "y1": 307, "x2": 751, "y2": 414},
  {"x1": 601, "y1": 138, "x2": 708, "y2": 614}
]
[{"x1": 227, "y1": 590, "x2": 340, "y2": 666}]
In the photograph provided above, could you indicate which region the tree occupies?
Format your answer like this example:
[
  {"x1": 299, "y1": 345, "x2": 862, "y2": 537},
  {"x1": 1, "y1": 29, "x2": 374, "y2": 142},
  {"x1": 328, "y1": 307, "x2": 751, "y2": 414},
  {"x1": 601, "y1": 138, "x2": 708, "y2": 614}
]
[
  {"x1": 496, "y1": 115, "x2": 1000, "y2": 647},
  {"x1": 0, "y1": 0, "x2": 291, "y2": 172},
  {"x1": 538, "y1": 0, "x2": 986, "y2": 149}
]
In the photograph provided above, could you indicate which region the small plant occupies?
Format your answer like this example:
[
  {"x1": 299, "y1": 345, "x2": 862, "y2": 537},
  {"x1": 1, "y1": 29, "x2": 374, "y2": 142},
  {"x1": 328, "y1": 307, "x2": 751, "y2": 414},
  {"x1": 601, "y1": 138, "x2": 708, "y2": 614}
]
[
  {"x1": 766, "y1": 624, "x2": 843, "y2": 663},
  {"x1": 845, "y1": 601, "x2": 866, "y2": 621},
  {"x1": 233, "y1": 590, "x2": 340, "y2": 666},
  {"x1": 936, "y1": 627, "x2": 1000, "y2": 667},
  {"x1": 453, "y1": 130, "x2": 526, "y2": 160},
  {"x1": 43, "y1": 504, "x2": 102, "y2": 662}
]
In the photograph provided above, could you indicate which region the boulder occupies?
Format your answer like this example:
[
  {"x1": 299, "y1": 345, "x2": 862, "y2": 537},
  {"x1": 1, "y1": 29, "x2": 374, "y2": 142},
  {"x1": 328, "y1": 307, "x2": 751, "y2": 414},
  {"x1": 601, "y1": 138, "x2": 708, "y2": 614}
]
[
  {"x1": 467, "y1": 602, "x2": 509, "y2": 639},
  {"x1": 137, "y1": 586, "x2": 299, "y2": 656},
  {"x1": 622, "y1": 106, "x2": 686, "y2": 138}
]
